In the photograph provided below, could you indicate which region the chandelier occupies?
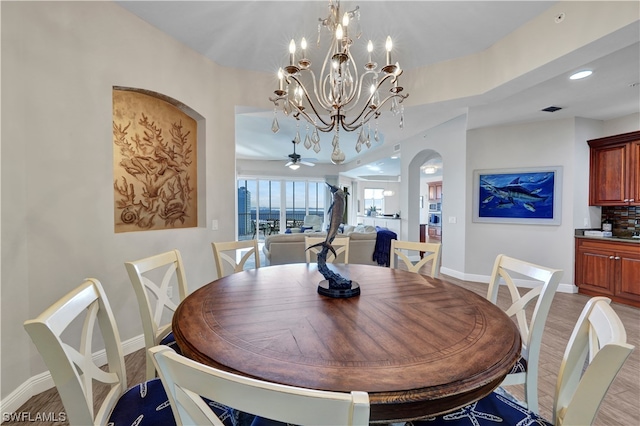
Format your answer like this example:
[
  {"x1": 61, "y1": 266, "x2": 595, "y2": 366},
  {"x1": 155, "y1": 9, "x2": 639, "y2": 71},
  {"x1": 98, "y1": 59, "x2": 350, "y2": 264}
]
[{"x1": 269, "y1": 0, "x2": 409, "y2": 165}]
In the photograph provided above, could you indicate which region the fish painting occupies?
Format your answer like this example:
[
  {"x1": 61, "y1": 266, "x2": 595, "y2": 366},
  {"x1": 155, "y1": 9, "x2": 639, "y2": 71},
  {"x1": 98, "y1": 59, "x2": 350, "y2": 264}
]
[{"x1": 478, "y1": 171, "x2": 555, "y2": 219}]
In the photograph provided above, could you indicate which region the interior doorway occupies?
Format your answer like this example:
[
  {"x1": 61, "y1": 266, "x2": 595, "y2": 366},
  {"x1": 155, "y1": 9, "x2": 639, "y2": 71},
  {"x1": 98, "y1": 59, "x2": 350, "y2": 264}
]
[{"x1": 420, "y1": 156, "x2": 443, "y2": 243}]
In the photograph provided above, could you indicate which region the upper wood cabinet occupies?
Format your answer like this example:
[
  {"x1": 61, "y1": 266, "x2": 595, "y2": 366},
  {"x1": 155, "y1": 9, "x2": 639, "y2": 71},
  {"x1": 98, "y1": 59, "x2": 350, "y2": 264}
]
[
  {"x1": 428, "y1": 181, "x2": 442, "y2": 201},
  {"x1": 588, "y1": 131, "x2": 640, "y2": 206}
]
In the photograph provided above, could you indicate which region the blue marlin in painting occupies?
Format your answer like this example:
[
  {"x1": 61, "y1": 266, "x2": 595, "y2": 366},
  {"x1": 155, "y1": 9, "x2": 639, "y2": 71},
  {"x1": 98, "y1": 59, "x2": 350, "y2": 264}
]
[{"x1": 481, "y1": 176, "x2": 549, "y2": 212}]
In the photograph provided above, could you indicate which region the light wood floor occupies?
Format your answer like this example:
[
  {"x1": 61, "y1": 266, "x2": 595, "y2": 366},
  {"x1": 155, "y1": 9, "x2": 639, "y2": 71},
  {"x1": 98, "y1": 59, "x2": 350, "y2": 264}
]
[{"x1": 5, "y1": 272, "x2": 639, "y2": 425}]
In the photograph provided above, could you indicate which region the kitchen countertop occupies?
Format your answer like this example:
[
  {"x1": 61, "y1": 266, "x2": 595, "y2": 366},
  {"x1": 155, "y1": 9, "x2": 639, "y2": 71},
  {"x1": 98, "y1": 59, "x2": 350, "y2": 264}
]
[{"x1": 575, "y1": 235, "x2": 640, "y2": 244}]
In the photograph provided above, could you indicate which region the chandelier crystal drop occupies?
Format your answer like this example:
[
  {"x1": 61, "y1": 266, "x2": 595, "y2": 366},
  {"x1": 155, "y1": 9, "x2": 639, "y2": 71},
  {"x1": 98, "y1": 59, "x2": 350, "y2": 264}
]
[{"x1": 269, "y1": 0, "x2": 408, "y2": 164}]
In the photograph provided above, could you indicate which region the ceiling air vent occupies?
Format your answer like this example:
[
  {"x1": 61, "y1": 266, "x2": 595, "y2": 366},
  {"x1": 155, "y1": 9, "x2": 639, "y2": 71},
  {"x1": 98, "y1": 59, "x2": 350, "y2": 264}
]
[
  {"x1": 541, "y1": 106, "x2": 562, "y2": 112},
  {"x1": 393, "y1": 144, "x2": 401, "y2": 152}
]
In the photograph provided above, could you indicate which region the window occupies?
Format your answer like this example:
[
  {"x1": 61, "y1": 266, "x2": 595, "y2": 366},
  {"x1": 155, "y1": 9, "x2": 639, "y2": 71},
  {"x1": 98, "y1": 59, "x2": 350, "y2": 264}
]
[
  {"x1": 308, "y1": 182, "x2": 324, "y2": 217},
  {"x1": 237, "y1": 178, "x2": 325, "y2": 240},
  {"x1": 364, "y1": 188, "x2": 384, "y2": 212},
  {"x1": 285, "y1": 181, "x2": 306, "y2": 228}
]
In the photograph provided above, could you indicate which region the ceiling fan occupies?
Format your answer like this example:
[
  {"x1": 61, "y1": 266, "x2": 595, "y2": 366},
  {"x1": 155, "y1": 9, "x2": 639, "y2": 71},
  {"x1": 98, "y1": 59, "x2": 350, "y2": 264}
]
[{"x1": 285, "y1": 140, "x2": 315, "y2": 169}]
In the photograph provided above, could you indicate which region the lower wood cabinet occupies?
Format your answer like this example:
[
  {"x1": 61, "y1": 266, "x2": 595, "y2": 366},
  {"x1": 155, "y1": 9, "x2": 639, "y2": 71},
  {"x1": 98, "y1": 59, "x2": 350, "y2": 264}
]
[
  {"x1": 575, "y1": 238, "x2": 640, "y2": 307},
  {"x1": 427, "y1": 226, "x2": 441, "y2": 241}
]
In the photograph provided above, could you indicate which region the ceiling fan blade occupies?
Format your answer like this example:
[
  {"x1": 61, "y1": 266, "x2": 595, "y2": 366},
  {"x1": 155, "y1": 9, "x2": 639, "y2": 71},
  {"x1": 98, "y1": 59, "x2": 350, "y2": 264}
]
[
  {"x1": 300, "y1": 161, "x2": 315, "y2": 167},
  {"x1": 285, "y1": 160, "x2": 294, "y2": 167}
]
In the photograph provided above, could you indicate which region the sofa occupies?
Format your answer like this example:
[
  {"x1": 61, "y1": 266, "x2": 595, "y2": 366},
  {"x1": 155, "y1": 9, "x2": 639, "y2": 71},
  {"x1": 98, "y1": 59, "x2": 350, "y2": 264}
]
[{"x1": 263, "y1": 225, "x2": 379, "y2": 266}]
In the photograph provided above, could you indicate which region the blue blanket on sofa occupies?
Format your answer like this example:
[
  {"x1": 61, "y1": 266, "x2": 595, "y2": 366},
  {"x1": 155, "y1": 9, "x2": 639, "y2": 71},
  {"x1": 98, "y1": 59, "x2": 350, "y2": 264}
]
[{"x1": 372, "y1": 227, "x2": 397, "y2": 267}]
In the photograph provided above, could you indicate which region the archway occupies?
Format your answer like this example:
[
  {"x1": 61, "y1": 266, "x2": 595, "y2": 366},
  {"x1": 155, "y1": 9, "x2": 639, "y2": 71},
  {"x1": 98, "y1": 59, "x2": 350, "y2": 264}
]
[{"x1": 407, "y1": 149, "x2": 442, "y2": 243}]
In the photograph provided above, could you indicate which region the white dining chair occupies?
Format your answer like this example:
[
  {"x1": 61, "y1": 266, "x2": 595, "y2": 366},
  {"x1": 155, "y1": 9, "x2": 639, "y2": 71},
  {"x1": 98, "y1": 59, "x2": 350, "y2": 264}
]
[
  {"x1": 212, "y1": 239, "x2": 260, "y2": 278},
  {"x1": 305, "y1": 236, "x2": 350, "y2": 264},
  {"x1": 150, "y1": 345, "x2": 370, "y2": 426},
  {"x1": 486, "y1": 254, "x2": 563, "y2": 414},
  {"x1": 125, "y1": 249, "x2": 189, "y2": 380},
  {"x1": 409, "y1": 296, "x2": 634, "y2": 426},
  {"x1": 23, "y1": 278, "x2": 176, "y2": 425},
  {"x1": 390, "y1": 240, "x2": 442, "y2": 278}
]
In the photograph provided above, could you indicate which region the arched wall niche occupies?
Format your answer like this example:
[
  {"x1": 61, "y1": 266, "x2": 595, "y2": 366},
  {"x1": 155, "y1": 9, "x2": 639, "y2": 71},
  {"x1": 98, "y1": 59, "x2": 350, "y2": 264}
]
[{"x1": 112, "y1": 86, "x2": 207, "y2": 231}]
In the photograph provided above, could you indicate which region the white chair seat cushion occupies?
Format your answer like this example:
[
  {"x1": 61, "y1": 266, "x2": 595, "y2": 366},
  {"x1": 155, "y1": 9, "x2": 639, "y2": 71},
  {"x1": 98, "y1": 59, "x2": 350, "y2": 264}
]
[{"x1": 407, "y1": 388, "x2": 551, "y2": 426}]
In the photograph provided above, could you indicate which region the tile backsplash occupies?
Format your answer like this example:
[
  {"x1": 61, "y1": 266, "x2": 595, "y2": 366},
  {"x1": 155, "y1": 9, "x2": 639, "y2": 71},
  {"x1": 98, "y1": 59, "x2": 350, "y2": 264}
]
[{"x1": 602, "y1": 206, "x2": 640, "y2": 236}]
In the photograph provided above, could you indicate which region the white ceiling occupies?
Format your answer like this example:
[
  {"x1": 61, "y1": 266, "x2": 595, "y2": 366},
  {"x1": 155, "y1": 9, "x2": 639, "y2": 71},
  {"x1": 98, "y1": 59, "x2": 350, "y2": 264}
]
[{"x1": 116, "y1": 1, "x2": 640, "y2": 178}]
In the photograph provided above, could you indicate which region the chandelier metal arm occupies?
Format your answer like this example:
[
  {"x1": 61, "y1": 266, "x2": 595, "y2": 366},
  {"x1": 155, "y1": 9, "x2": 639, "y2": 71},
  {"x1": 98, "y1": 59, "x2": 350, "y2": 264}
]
[
  {"x1": 341, "y1": 91, "x2": 408, "y2": 131},
  {"x1": 270, "y1": 0, "x2": 409, "y2": 160},
  {"x1": 286, "y1": 74, "x2": 335, "y2": 129},
  {"x1": 339, "y1": 50, "x2": 360, "y2": 107},
  {"x1": 300, "y1": 69, "x2": 333, "y2": 111},
  {"x1": 340, "y1": 68, "x2": 377, "y2": 114},
  {"x1": 339, "y1": 70, "x2": 405, "y2": 126},
  {"x1": 296, "y1": 109, "x2": 335, "y2": 133}
]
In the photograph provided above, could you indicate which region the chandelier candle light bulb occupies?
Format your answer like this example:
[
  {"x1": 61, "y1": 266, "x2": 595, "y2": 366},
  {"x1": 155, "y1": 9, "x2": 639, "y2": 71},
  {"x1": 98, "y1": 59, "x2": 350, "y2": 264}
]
[
  {"x1": 269, "y1": 0, "x2": 408, "y2": 161},
  {"x1": 386, "y1": 36, "x2": 392, "y2": 65},
  {"x1": 278, "y1": 68, "x2": 284, "y2": 91},
  {"x1": 289, "y1": 39, "x2": 296, "y2": 66}
]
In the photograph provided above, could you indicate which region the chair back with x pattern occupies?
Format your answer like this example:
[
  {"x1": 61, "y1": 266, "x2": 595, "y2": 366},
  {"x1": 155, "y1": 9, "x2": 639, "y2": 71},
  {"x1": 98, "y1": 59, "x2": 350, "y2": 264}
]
[
  {"x1": 486, "y1": 254, "x2": 563, "y2": 413},
  {"x1": 24, "y1": 278, "x2": 128, "y2": 425},
  {"x1": 390, "y1": 240, "x2": 441, "y2": 278},
  {"x1": 125, "y1": 249, "x2": 189, "y2": 380},
  {"x1": 305, "y1": 236, "x2": 350, "y2": 264},
  {"x1": 211, "y1": 239, "x2": 261, "y2": 279},
  {"x1": 408, "y1": 296, "x2": 633, "y2": 426}
]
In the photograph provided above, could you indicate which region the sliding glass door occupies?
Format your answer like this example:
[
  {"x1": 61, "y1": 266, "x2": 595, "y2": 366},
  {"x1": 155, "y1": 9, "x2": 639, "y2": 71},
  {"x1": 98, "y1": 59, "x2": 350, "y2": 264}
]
[{"x1": 238, "y1": 178, "x2": 325, "y2": 240}]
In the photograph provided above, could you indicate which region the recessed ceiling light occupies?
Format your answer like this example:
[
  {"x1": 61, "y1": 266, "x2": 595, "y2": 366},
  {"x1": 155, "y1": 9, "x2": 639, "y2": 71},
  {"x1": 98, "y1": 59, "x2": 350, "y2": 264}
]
[{"x1": 570, "y1": 70, "x2": 593, "y2": 80}]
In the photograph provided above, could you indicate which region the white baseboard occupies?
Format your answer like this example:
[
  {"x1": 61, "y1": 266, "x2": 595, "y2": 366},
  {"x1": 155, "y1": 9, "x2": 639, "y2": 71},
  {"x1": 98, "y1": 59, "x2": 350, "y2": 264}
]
[{"x1": 0, "y1": 334, "x2": 144, "y2": 418}]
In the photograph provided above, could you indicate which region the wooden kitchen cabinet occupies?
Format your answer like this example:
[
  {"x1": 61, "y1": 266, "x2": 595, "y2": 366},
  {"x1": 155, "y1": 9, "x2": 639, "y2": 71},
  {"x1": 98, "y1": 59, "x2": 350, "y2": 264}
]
[
  {"x1": 575, "y1": 238, "x2": 640, "y2": 307},
  {"x1": 428, "y1": 181, "x2": 442, "y2": 201},
  {"x1": 428, "y1": 226, "x2": 441, "y2": 241},
  {"x1": 588, "y1": 131, "x2": 640, "y2": 206}
]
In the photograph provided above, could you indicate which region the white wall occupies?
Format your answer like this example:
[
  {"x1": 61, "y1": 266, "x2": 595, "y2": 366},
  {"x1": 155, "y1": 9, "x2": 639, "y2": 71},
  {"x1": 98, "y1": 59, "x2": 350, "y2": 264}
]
[
  {"x1": 602, "y1": 113, "x2": 640, "y2": 137},
  {"x1": 0, "y1": 1, "x2": 272, "y2": 403},
  {"x1": 462, "y1": 117, "x2": 640, "y2": 285},
  {"x1": 465, "y1": 119, "x2": 578, "y2": 281},
  {"x1": 400, "y1": 115, "x2": 469, "y2": 274}
]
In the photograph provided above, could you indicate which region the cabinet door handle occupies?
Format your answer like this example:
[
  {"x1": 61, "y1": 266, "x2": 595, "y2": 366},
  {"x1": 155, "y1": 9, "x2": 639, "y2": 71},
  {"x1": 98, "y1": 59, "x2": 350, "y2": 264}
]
[
  {"x1": 615, "y1": 256, "x2": 621, "y2": 260},
  {"x1": 609, "y1": 256, "x2": 615, "y2": 259}
]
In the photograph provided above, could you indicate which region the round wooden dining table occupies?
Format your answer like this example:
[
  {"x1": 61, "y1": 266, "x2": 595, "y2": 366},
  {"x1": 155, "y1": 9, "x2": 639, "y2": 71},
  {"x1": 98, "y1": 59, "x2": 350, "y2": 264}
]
[{"x1": 172, "y1": 263, "x2": 521, "y2": 423}]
